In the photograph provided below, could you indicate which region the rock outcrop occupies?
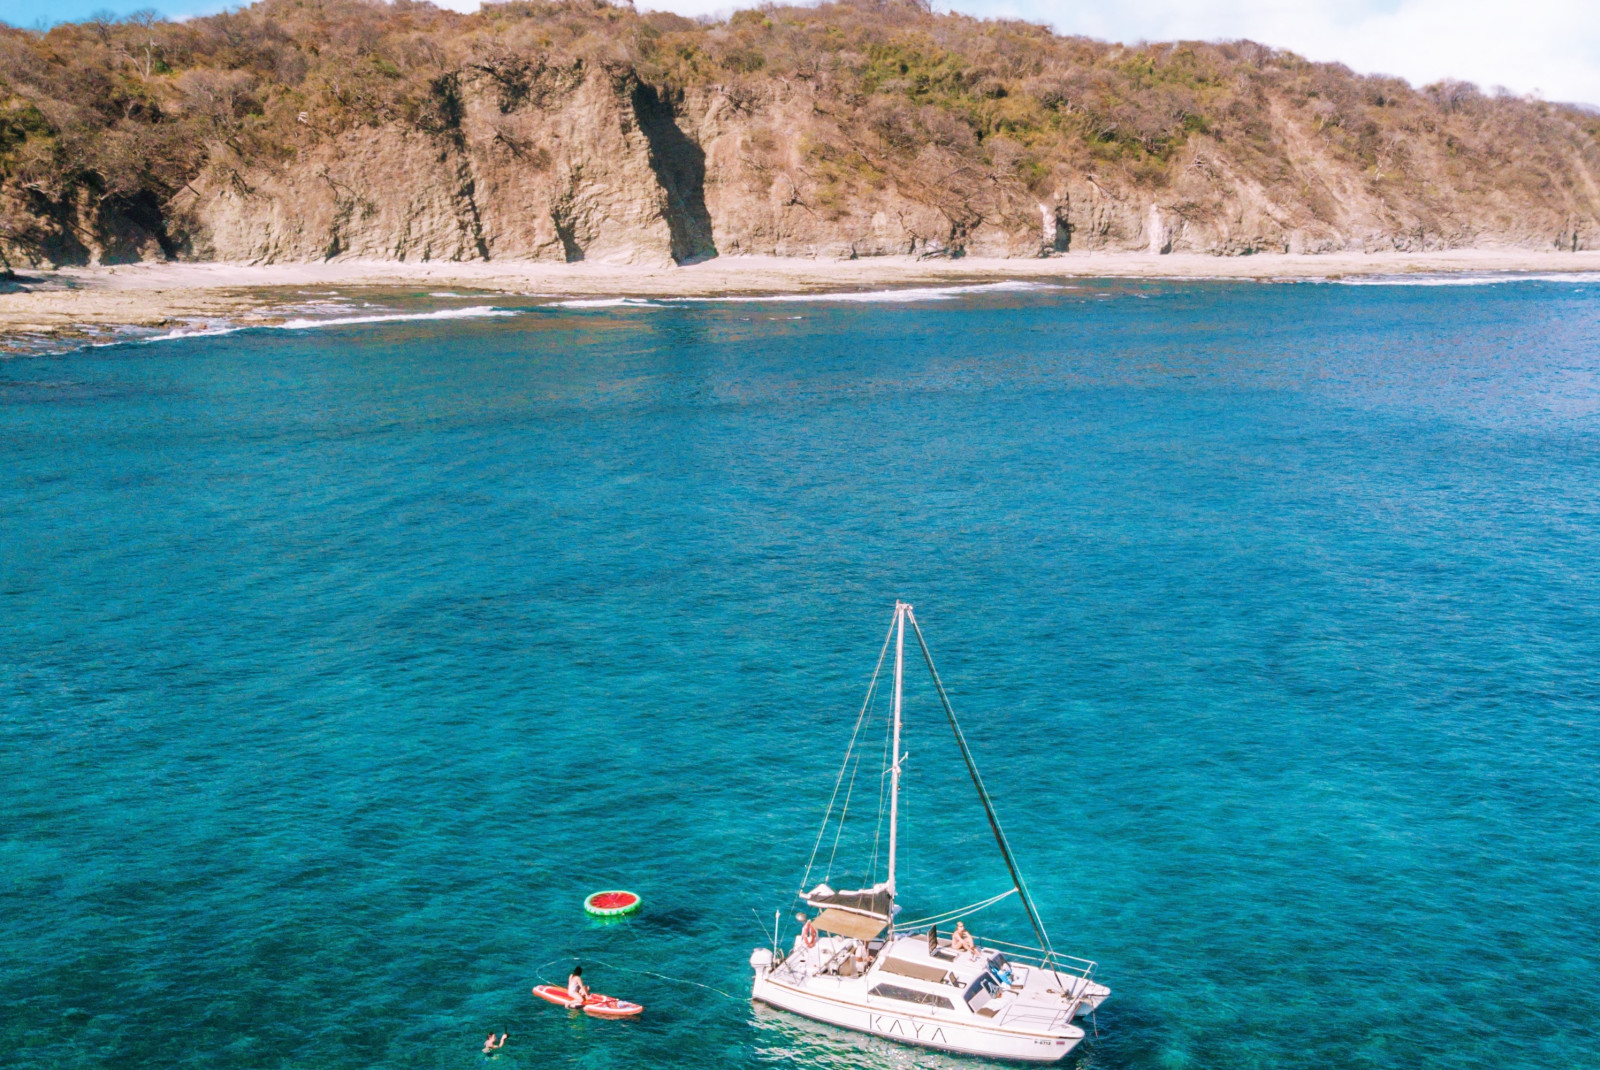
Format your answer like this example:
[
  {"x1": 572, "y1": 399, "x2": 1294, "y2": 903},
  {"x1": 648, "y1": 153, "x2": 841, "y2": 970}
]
[{"x1": 176, "y1": 63, "x2": 714, "y2": 265}]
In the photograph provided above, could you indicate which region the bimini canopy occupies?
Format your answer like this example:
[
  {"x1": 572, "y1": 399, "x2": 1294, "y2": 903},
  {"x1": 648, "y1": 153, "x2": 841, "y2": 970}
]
[
  {"x1": 806, "y1": 881, "x2": 893, "y2": 941},
  {"x1": 805, "y1": 881, "x2": 893, "y2": 921},
  {"x1": 814, "y1": 908, "x2": 888, "y2": 941}
]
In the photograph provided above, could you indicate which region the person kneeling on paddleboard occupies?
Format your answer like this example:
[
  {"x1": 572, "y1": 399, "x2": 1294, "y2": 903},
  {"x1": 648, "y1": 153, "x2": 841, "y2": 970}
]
[{"x1": 567, "y1": 966, "x2": 590, "y2": 1006}]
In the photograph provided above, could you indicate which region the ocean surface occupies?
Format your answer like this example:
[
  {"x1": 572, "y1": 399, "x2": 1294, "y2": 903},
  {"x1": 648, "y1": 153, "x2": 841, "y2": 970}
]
[{"x1": 3, "y1": 276, "x2": 1599, "y2": 1070}]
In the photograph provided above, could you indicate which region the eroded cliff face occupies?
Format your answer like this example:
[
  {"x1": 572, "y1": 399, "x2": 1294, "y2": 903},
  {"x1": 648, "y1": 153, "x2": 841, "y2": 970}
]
[
  {"x1": 35, "y1": 66, "x2": 1600, "y2": 269},
  {"x1": 678, "y1": 78, "x2": 1600, "y2": 259},
  {"x1": 682, "y1": 81, "x2": 1172, "y2": 258},
  {"x1": 174, "y1": 62, "x2": 714, "y2": 265}
]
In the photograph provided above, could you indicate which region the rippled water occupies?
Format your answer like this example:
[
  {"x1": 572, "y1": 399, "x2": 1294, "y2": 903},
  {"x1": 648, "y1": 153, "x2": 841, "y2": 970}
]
[{"x1": 4, "y1": 277, "x2": 1599, "y2": 1070}]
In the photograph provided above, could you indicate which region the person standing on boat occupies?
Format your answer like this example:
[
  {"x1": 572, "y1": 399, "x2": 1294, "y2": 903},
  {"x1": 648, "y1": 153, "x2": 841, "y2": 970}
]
[
  {"x1": 952, "y1": 922, "x2": 977, "y2": 957},
  {"x1": 567, "y1": 966, "x2": 590, "y2": 1006}
]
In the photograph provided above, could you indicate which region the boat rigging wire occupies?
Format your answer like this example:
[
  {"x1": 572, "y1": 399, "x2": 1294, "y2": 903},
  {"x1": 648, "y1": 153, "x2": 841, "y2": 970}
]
[
  {"x1": 750, "y1": 907, "x2": 777, "y2": 948},
  {"x1": 868, "y1": 692, "x2": 893, "y2": 883},
  {"x1": 895, "y1": 888, "x2": 1017, "y2": 928},
  {"x1": 824, "y1": 745, "x2": 864, "y2": 883},
  {"x1": 800, "y1": 615, "x2": 896, "y2": 897},
  {"x1": 905, "y1": 609, "x2": 1059, "y2": 967}
]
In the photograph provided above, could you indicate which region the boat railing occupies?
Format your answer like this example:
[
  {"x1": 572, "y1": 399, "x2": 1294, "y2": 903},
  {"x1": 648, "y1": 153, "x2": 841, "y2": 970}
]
[
  {"x1": 995, "y1": 999, "x2": 1075, "y2": 1033},
  {"x1": 982, "y1": 938, "x2": 1098, "y2": 980}
]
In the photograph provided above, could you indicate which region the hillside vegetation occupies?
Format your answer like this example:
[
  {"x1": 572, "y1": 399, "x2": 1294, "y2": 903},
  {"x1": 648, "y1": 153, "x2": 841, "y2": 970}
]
[{"x1": 3, "y1": 0, "x2": 1599, "y2": 267}]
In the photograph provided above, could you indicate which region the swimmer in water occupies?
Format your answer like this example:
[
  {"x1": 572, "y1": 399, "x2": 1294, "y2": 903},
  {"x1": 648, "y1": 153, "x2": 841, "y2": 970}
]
[
  {"x1": 482, "y1": 1032, "x2": 506, "y2": 1054},
  {"x1": 567, "y1": 965, "x2": 590, "y2": 1006}
]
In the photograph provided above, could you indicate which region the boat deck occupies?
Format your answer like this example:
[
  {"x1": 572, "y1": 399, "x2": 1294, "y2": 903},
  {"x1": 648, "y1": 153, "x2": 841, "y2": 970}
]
[{"x1": 774, "y1": 931, "x2": 1097, "y2": 1035}]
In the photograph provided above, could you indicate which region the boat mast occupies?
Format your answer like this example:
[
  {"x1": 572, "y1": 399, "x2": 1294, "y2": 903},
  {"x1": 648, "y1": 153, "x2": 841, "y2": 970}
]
[{"x1": 887, "y1": 601, "x2": 906, "y2": 899}]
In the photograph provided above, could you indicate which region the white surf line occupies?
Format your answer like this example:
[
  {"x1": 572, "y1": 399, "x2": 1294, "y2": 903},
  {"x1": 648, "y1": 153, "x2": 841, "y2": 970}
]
[
  {"x1": 277, "y1": 305, "x2": 516, "y2": 328},
  {"x1": 666, "y1": 280, "x2": 1058, "y2": 304},
  {"x1": 1323, "y1": 272, "x2": 1600, "y2": 287},
  {"x1": 546, "y1": 297, "x2": 665, "y2": 308},
  {"x1": 539, "y1": 281, "x2": 1088, "y2": 310},
  {"x1": 145, "y1": 305, "x2": 516, "y2": 342},
  {"x1": 145, "y1": 322, "x2": 244, "y2": 341}
]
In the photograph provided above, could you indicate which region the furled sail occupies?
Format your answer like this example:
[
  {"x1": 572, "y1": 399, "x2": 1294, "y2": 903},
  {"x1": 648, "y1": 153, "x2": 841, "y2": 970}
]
[{"x1": 804, "y1": 881, "x2": 894, "y2": 920}]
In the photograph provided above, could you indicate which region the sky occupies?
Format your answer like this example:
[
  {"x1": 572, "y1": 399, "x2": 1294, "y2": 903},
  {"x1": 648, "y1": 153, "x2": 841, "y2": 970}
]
[{"x1": 3, "y1": 0, "x2": 1597, "y2": 107}]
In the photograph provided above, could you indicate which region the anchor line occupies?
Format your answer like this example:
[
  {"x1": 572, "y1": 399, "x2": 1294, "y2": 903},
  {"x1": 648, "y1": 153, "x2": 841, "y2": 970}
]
[
  {"x1": 581, "y1": 956, "x2": 744, "y2": 1001},
  {"x1": 531, "y1": 956, "x2": 577, "y2": 985}
]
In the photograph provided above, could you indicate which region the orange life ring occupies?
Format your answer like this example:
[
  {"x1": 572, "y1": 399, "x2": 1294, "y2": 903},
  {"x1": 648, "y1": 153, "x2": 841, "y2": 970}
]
[{"x1": 802, "y1": 920, "x2": 818, "y2": 948}]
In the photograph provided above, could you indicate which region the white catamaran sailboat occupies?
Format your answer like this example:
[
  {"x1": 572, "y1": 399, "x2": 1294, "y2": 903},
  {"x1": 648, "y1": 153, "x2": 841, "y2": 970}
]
[{"x1": 750, "y1": 602, "x2": 1109, "y2": 1063}]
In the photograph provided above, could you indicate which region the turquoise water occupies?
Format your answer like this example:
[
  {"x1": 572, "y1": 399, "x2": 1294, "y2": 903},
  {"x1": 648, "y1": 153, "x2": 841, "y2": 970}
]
[{"x1": 3, "y1": 278, "x2": 1599, "y2": 1070}]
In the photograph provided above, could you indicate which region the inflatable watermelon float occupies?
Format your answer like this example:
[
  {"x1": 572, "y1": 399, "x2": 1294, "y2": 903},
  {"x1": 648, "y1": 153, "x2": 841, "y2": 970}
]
[{"x1": 583, "y1": 890, "x2": 641, "y2": 917}]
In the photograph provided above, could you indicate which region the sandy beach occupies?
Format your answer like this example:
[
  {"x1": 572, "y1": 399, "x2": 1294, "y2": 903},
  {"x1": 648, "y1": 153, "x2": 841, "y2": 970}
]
[{"x1": 4, "y1": 249, "x2": 1598, "y2": 352}]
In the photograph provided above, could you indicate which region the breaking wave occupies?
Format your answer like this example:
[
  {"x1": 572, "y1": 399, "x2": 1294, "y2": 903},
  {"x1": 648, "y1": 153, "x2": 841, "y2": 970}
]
[
  {"x1": 672, "y1": 280, "x2": 1055, "y2": 304},
  {"x1": 547, "y1": 297, "x2": 665, "y2": 308},
  {"x1": 147, "y1": 305, "x2": 516, "y2": 342}
]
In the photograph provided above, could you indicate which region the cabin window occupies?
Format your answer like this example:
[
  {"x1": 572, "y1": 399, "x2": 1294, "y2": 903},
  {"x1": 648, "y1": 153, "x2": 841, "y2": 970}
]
[{"x1": 869, "y1": 983, "x2": 954, "y2": 1010}]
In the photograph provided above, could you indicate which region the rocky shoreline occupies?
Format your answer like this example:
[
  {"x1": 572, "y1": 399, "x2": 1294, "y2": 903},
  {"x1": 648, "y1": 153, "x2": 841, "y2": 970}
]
[{"x1": 3, "y1": 250, "x2": 1597, "y2": 356}]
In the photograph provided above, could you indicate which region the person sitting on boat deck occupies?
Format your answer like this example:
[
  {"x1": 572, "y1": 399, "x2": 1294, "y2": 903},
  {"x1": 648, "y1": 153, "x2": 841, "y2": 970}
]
[
  {"x1": 567, "y1": 966, "x2": 590, "y2": 1005},
  {"x1": 838, "y1": 939, "x2": 870, "y2": 977},
  {"x1": 483, "y1": 1032, "x2": 507, "y2": 1054},
  {"x1": 951, "y1": 921, "x2": 977, "y2": 957}
]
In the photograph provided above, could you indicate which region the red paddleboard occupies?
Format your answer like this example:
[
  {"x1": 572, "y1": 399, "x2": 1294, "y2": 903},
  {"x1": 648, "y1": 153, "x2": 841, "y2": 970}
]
[
  {"x1": 581, "y1": 995, "x2": 643, "y2": 1019},
  {"x1": 532, "y1": 984, "x2": 643, "y2": 1018}
]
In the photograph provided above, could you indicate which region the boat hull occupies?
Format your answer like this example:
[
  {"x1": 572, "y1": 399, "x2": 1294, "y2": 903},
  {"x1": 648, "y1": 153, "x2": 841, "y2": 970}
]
[{"x1": 752, "y1": 973, "x2": 1082, "y2": 1063}]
